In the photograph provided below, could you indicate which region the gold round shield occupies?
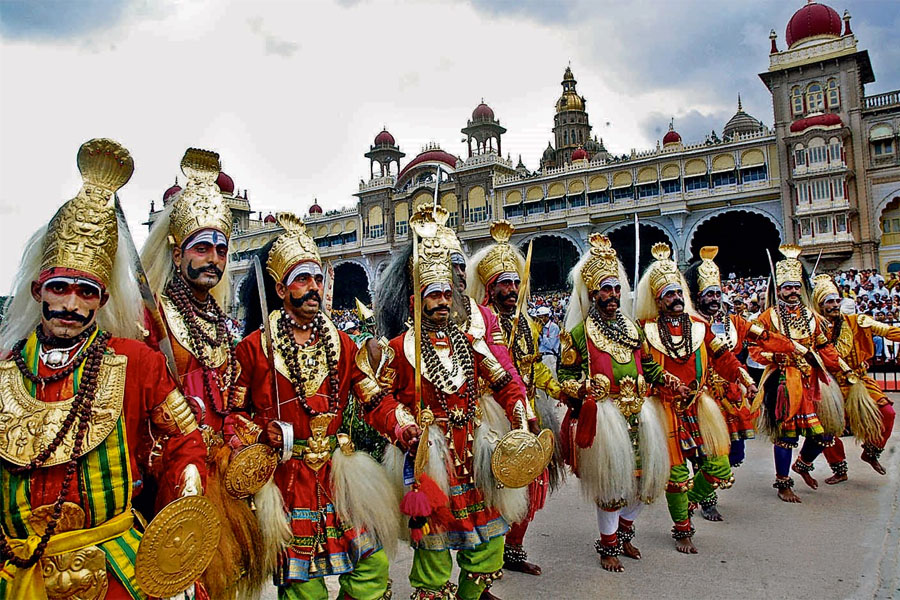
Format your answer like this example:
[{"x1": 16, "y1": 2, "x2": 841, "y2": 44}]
[
  {"x1": 135, "y1": 495, "x2": 221, "y2": 597},
  {"x1": 491, "y1": 429, "x2": 554, "y2": 489},
  {"x1": 224, "y1": 443, "x2": 278, "y2": 498}
]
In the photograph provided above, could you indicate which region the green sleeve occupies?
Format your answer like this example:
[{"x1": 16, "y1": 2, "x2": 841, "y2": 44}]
[{"x1": 637, "y1": 324, "x2": 666, "y2": 385}]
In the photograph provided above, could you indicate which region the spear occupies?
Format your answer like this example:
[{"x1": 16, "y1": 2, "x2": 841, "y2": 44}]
[{"x1": 507, "y1": 240, "x2": 533, "y2": 348}]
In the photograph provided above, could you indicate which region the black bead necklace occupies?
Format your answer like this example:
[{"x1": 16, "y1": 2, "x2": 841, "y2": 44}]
[
  {"x1": 420, "y1": 322, "x2": 478, "y2": 427},
  {"x1": 276, "y1": 310, "x2": 341, "y2": 417},
  {"x1": 590, "y1": 308, "x2": 641, "y2": 349},
  {"x1": 657, "y1": 313, "x2": 693, "y2": 363}
]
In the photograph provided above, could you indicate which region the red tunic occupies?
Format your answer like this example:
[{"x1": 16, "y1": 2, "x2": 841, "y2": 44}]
[{"x1": 235, "y1": 322, "x2": 379, "y2": 583}]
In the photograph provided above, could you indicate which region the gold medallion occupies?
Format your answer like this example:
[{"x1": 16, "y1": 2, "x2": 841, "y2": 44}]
[
  {"x1": 224, "y1": 443, "x2": 278, "y2": 498},
  {"x1": 135, "y1": 495, "x2": 221, "y2": 597},
  {"x1": 491, "y1": 428, "x2": 554, "y2": 489}
]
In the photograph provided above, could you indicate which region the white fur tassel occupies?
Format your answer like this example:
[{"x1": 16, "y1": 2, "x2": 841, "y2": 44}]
[
  {"x1": 697, "y1": 391, "x2": 731, "y2": 457},
  {"x1": 253, "y1": 479, "x2": 292, "y2": 580},
  {"x1": 845, "y1": 379, "x2": 884, "y2": 446},
  {"x1": 576, "y1": 400, "x2": 635, "y2": 507},
  {"x1": 330, "y1": 448, "x2": 401, "y2": 558},
  {"x1": 817, "y1": 374, "x2": 847, "y2": 437},
  {"x1": 474, "y1": 395, "x2": 528, "y2": 524},
  {"x1": 637, "y1": 396, "x2": 669, "y2": 503}
]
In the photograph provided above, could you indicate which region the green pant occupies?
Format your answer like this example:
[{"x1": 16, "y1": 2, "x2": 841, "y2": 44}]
[
  {"x1": 278, "y1": 549, "x2": 390, "y2": 600},
  {"x1": 665, "y1": 455, "x2": 731, "y2": 523},
  {"x1": 409, "y1": 536, "x2": 504, "y2": 600}
]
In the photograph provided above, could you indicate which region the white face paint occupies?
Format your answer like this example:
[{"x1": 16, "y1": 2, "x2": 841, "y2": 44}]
[
  {"x1": 422, "y1": 282, "x2": 452, "y2": 297},
  {"x1": 286, "y1": 262, "x2": 323, "y2": 286},
  {"x1": 183, "y1": 229, "x2": 227, "y2": 250}
]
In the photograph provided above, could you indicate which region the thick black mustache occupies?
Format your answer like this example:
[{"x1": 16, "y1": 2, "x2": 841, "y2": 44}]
[
  {"x1": 668, "y1": 299, "x2": 685, "y2": 309},
  {"x1": 598, "y1": 296, "x2": 619, "y2": 310},
  {"x1": 186, "y1": 261, "x2": 223, "y2": 280},
  {"x1": 424, "y1": 304, "x2": 450, "y2": 316},
  {"x1": 289, "y1": 289, "x2": 321, "y2": 307},
  {"x1": 42, "y1": 302, "x2": 94, "y2": 325},
  {"x1": 497, "y1": 290, "x2": 518, "y2": 303}
]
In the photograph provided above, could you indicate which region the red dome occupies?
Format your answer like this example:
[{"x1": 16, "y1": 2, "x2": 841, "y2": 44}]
[
  {"x1": 785, "y1": 2, "x2": 842, "y2": 48},
  {"x1": 789, "y1": 112, "x2": 843, "y2": 132},
  {"x1": 163, "y1": 183, "x2": 182, "y2": 202},
  {"x1": 571, "y1": 147, "x2": 588, "y2": 161},
  {"x1": 374, "y1": 129, "x2": 395, "y2": 146},
  {"x1": 216, "y1": 171, "x2": 235, "y2": 195},
  {"x1": 308, "y1": 200, "x2": 323, "y2": 215},
  {"x1": 472, "y1": 102, "x2": 495, "y2": 121},
  {"x1": 398, "y1": 149, "x2": 459, "y2": 181},
  {"x1": 663, "y1": 129, "x2": 682, "y2": 145},
  {"x1": 264, "y1": 213, "x2": 276, "y2": 223}
]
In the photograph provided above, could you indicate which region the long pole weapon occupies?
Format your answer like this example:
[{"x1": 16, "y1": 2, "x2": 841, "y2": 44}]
[
  {"x1": 633, "y1": 212, "x2": 640, "y2": 313},
  {"x1": 252, "y1": 256, "x2": 281, "y2": 422},
  {"x1": 507, "y1": 240, "x2": 533, "y2": 348},
  {"x1": 113, "y1": 196, "x2": 180, "y2": 385},
  {"x1": 322, "y1": 261, "x2": 335, "y2": 317},
  {"x1": 810, "y1": 249, "x2": 824, "y2": 281}
]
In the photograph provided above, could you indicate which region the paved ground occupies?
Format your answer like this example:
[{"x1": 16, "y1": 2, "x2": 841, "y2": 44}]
[{"x1": 268, "y1": 406, "x2": 900, "y2": 600}]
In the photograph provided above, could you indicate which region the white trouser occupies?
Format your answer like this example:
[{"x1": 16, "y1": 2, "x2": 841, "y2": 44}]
[{"x1": 596, "y1": 501, "x2": 644, "y2": 535}]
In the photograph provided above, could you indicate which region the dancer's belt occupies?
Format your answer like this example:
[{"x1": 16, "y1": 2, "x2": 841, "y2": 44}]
[{"x1": 588, "y1": 373, "x2": 648, "y2": 418}]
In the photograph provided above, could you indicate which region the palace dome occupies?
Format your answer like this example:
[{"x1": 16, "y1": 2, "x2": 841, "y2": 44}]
[
  {"x1": 374, "y1": 129, "x2": 396, "y2": 146},
  {"x1": 163, "y1": 181, "x2": 182, "y2": 202},
  {"x1": 216, "y1": 171, "x2": 235, "y2": 195},
  {"x1": 472, "y1": 102, "x2": 495, "y2": 122},
  {"x1": 571, "y1": 147, "x2": 588, "y2": 161},
  {"x1": 785, "y1": 2, "x2": 842, "y2": 48},
  {"x1": 308, "y1": 199, "x2": 323, "y2": 214}
]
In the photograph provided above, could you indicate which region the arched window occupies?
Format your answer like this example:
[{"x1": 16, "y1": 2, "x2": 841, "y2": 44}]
[
  {"x1": 794, "y1": 143, "x2": 806, "y2": 167},
  {"x1": 827, "y1": 79, "x2": 840, "y2": 109},
  {"x1": 564, "y1": 131, "x2": 569, "y2": 145},
  {"x1": 806, "y1": 83, "x2": 824, "y2": 112},
  {"x1": 791, "y1": 86, "x2": 804, "y2": 116}
]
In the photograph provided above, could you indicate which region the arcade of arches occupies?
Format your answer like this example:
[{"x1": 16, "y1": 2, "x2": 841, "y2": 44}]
[
  {"x1": 607, "y1": 224, "x2": 672, "y2": 286},
  {"x1": 880, "y1": 196, "x2": 900, "y2": 273},
  {"x1": 689, "y1": 211, "x2": 781, "y2": 278},
  {"x1": 520, "y1": 235, "x2": 579, "y2": 292},
  {"x1": 332, "y1": 262, "x2": 371, "y2": 310}
]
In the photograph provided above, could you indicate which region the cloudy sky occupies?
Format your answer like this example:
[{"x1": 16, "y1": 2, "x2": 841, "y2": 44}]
[{"x1": 1, "y1": 0, "x2": 898, "y2": 290}]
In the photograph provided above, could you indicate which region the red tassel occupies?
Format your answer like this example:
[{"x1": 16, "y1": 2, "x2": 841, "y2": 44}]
[
  {"x1": 575, "y1": 399, "x2": 598, "y2": 449},
  {"x1": 400, "y1": 484, "x2": 432, "y2": 518},
  {"x1": 410, "y1": 527, "x2": 424, "y2": 543},
  {"x1": 419, "y1": 473, "x2": 453, "y2": 529},
  {"x1": 775, "y1": 382, "x2": 788, "y2": 422}
]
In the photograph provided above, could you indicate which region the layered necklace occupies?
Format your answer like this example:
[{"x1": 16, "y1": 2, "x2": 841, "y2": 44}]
[
  {"x1": 166, "y1": 275, "x2": 238, "y2": 416},
  {"x1": 657, "y1": 313, "x2": 693, "y2": 363},
  {"x1": 420, "y1": 320, "x2": 479, "y2": 428},
  {"x1": 590, "y1": 307, "x2": 641, "y2": 349},
  {"x1": 276, "y1": 309, "x2": 341, "y2": 417},
  {"x1": 2, "y1": 329, "x2": 111, "y2": 568},
  {"x1": 777, "y1": 300, "x2": 812, "y2": 339},
  {"x1": 498, "y1": 311, "x2": 535, "y2": 367}
]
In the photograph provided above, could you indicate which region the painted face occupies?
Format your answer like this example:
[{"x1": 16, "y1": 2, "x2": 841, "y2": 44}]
[
  {"x1": 422, "y1": 288, "x2": 453, "y2": 325},
  {"x1": 490, "y1": 277, "x2": 520, "y2": 313},
  {"x1": 31, "y1": 279, "x2": 106, "y2": 340},
  {"x1": 822, "y1": 297, "x2": 842, "y2": 318},
  {"x1": 658, "y1": 288, "x2": 685, "y2": 316},
  {"x1": 592, "y1": 282, "x2": 622, "y2": 319},
  {"x1": 699, "y1": 289, "x2": 722, "y2": 315},
  {"x1": 452, "y1": 262, "x2": 466, "y2": 294},
  {"x1": 174, "y1": 240, "x2": 228, "y2": 291},
  {"x1": 277, "y1": 268, "x2": 324, "y2": 323},
  {"x1": 779, "y1": 283, "x2": 802, "y2": 305}
]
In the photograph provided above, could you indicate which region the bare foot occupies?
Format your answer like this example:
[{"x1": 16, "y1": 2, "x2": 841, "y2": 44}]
[
  {"x1": 622, "y1": 541, "x2": 641, "y2": 560},
  {"x1": 777, "y1": 487, "x2": 802, "y2": 503},
  {"x1": 675, "y1": 537, "x2": 698, "y2": 554},
  {"x1": 600, "y1": 555, "x2": 624, "y2": 572},
  {"x1": 792, "y1": 464, "x2": 818, "y2": 489},
  {"x1": 701, "y1": 504, "x2": 724, "y2": 522},
  {"x1": 504, "y1": 560, "x2": 541, "y2": 576},
  {"x1": 862, "y1": 453, "x2": 887, "y2": 475},
  {"x1": 824, "y1": 473, "x2": 848, "y2": 485}
]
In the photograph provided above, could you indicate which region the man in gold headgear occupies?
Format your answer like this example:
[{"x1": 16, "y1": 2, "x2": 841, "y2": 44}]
[
  {"x1": 140, "y1": 148, "x2": 268, "y2": 598},
  {"x1": 0, "y1": 139, "x2": 208, "y2": 598},
  {"x1": 466, "y1": 220, "x2": 559, "y2": 577},
  {"x1": 556, "y1": 234, "x2": 675, "y2": 572},
  {"x1": 748, "y1": 245, "x2": 844, "y2": 503},
  {"x1": 366, "y1": 207, "x2": 532, "y2": 600},
  {"x1": 811, "y1": 274, "x2": 898, "y2": 484},
  {"x1": 234, "y1": 213, "x2": 397, "y2": 600},
  {"x1": 684, "y1": 247, "x2": 797, "y2": 521},
  {"x1": 633, "y1": 243, "x2": 751, "y2": 554}
]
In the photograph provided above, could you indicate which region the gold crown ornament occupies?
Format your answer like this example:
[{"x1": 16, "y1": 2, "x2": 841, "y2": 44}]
[
  {"x1": 580, "y1": 233, "x2": 620, "y2": 291},
  {"x1": 812, "y1": 274, "x2": 841, "y2": 308},
  {"x1": 646, "y1": 242, "x2": 683, "y2": 298},
  {"x1": 697, "y1": 246, "x2": 721, "y2": 294},
  {"x1": 476, "y1": 220, "x2": 523, "y2": 286},
  {"x1": 168, "y1": 148, "x2": 232, "y2": 247},
  {"x1": 266, "y1": 213, "x2": 321, "y2": 283},
  {"x1": 410, "y1": 207, "x2": 453, "y2": 291},
  {"x1": 775, "y1": 244, "x2": 803, "y2": 287},
  {"x1": 40, "y1": 138, "x2": 134, "y2": 287}
]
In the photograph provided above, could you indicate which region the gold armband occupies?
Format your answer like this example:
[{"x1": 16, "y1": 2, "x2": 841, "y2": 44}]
[
  {"x1": 151, "y1": 389, "x2": 199, "y2": 436},
  {"x1": 394, "y1": 406, "x2": 416, "y2": 429},
  {"x1": 353, "y1": 376, "x2": 383, "y2": 405},
  {"x1": 491, "y1": 330, "x2": 507, "y2": 347},
  {"x1": 232, "y1": 385, "x2": 248, "y2": 409},
  {"x1": 738, "y1": 368, "x2": 755, "y2": 388},
  {"x1": 560, "y1": 379, "x2": 583, "y2": 399},
  {"x1": 746, "y1": 322, "x2": 765, "y2": 342},
  {"x1": 708, "y1": 336, "x2": 729, "y2": 357},
  {"x1": 559, "y1": 330, "x2": 580, "y2": 367}
]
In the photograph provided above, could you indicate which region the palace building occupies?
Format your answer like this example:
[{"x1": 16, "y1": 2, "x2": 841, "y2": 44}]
[{"x1": 147, "y1": 1, "x2": 900, "y2": 311}]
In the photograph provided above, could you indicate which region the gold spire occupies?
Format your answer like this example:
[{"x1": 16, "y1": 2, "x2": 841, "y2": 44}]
[
  {"x1": 168, "y1": 148, "x2": 232, "y2": 246},
  {"x1": 775, "y1": 244, "x2": 803, "y2": 286},
  {"x1": 266, "y1": 213, "x2": 321, "y2": 283},
  {"x1": 580, "y1": 233, "x2": 620, "y2": 291},
  {"x1": 646, "y1": 242, "x2": 683, "y2": 298},
  {"x1": 697, "y1": 246, "x2": 721, "y2": 294},
  {"x1": 40, "y1": 138, "x2": 134, "y2": 286},
  {"x1": 475, "y1": 220, "x2": 522, "y2": 286}
]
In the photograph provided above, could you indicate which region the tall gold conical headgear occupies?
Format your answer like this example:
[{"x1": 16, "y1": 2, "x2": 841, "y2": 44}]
[
  {"x1": 775, "y1": 244, "x2": 803, "y2": 287},
  {"x1": 410, "y1": 205, "x2": 453, "y2": 291},
  {"x1": 476, "y1": 220, "x2": 523, "y2": 286},
  {"x1": 646, "y1": 242, "x2": 683, "y2": 298},
  {"x1": 168, "y1": 148, "x2": 233, "y2": 246},
  {"x1": 697, "y1": 246, "x2": 721, "y2": 294},
  {"x1": 266, "y1": 213, "x2": 322, "y2": 283},
  {"x1": 812, "y1": 274, "x2": 841, "y2": 308},
  {"x1": 40, "y1": 138, "x2": 134, "y2": 287},
  {"x1": 580, "y1": 233, "x2": 620, "y2": 291}
]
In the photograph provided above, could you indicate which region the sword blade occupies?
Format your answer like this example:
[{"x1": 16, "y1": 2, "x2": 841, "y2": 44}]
[{"x1": 253, "y1": 255, "x2": 281, "y2": 420}]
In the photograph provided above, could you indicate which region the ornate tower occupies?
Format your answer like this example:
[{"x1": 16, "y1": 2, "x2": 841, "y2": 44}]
[
  {"x1": 461, "y1": 101, "x2": 507, "y2": 158},
  {"x1": 552, "y1": 66, "x2": 593, "y2": 164},
  {"x1": 364, "y1": 129, "x2": 405, "y2": 179}
]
